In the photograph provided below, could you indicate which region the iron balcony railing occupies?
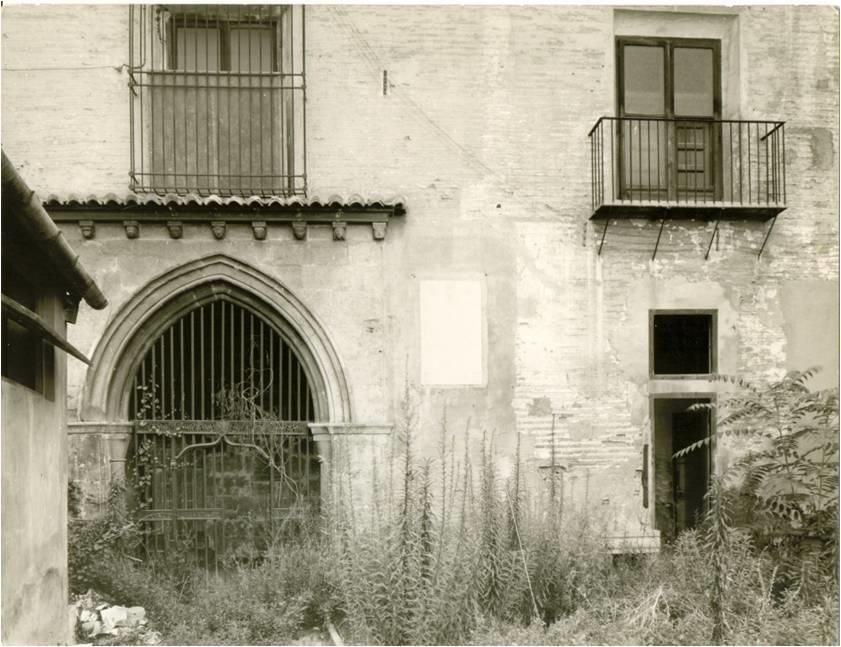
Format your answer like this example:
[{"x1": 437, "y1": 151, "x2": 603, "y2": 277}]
[
  {"x1": 128, "y1": 5, "x2": 306, "y2": 197},
  {"x1": 589, "y1": 117, "x2": 786, "y2": 218}
]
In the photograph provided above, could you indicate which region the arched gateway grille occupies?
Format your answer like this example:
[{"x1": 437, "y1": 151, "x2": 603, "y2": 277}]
[{"x1": 128, "y1": 299, "x2": 318, "y2": 570}]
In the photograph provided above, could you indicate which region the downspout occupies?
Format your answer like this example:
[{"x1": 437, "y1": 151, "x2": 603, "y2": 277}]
[{"x1": 1, "y1": 151, "x2": 107, "y2": 310}]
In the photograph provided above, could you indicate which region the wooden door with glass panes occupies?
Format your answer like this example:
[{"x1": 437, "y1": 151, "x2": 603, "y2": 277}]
[{"x1": 616, "y1": 37, "x2": 722, "y2": 202}]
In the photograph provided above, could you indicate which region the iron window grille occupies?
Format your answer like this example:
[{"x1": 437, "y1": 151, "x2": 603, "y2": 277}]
[
  {"x1": 128, "y1": 5, "x2": 306, "y2": 197},
  {"x1": 128, "y1": 299, "x2": 319, "y2": 571}
]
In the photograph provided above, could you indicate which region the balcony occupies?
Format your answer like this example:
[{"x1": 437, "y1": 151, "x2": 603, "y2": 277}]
[
  {"x1": 128, "y1": 5, "x2": 305, "y2": 197},
  {"x1": 588, "y1": 117, "x2": 786, "y2": 221}
]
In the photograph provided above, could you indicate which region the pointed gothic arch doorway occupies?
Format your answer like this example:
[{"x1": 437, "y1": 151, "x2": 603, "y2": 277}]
[{"x1": 128, "y1": 297, "x2": 319, "y2": 570}]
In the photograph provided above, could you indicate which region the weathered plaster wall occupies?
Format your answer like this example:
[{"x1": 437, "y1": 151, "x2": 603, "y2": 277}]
[
  {"x1": 1, "y1": 295, "x2": 70, "y2": 645},
  {"x1": 2, "y1": 6, "x2": 838, "y2": 542}
]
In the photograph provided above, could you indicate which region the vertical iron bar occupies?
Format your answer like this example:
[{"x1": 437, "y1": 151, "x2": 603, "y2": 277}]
[
  {"x1": 301, "y1": 6, "x2": 307, "y2": 193},
  {"x1": 192, "y1": 11, "x2": 198, "y2": 192},
  {"x1": 201, "y1": 305, "x2": 207, "y2": 419},
  {"x1": 287, "y1": 345, "x2": 292, "y2": 421},
  {"x1": 280, "y1": 343, "x2": 286, "y2": 420},
  {"x1": 208, "y1": 301, "x2": 213, "y2": 420},
  {"x1": 240, "y1": 306, "x2": 245, "y2": 394},
  {"x1": 776, "y1": 128, "x2": 781, "y2": 202},
  {"x1": 206, "y1": 10, "x2": 213, "y2": 193},
  {"x1": 590, "y1": 129, "x2": 596, "y2": 210},
  {"x1": 728, "y1": 122, "x2": 733, "y2": 202},
  {"x1": 259, "y1": 320, "x2": 265, "y2": 414},
  {"x1": 269, "y1": 332, "x2": 275, "y2": 416},
  {"x1": 747, "y1": 122, "x2": 752, "y2": 204},
  {"x1": 249, "y1": 311, "x2": 255, "y2": 415},
  {"x1": 637, "y1": 118, "x2": 642, "y2": 203},
  {"x1": 738, "y1": 123, "x2": 743, "y2": 204},
  {"x1": 780, "y1": 124, "x2": 788, "y2": 204},
  {"x1": 692, "y1": 124, "x2": 698, "y2": 203},
  {"x1": 646, "y1": 119, "x2": 651, "y2": 201},
  {"x1": 628, "y1": 120, "x2": 633, "y2": 202},
  {"x1": 289, "y1": 7, "x2": 296, "y2": 192},
  {"x1": 765, "y1": 123, "x2": 771, "y2": 204},
  {"x1": 305, "y1": 434, "x2": 311, "y2": 502},
  {"x1": 220, "y1": 429, "x2": 226, "y2": 567},
  {"x1": 221, "y1": 300, "x2": 227, "y2": 411},
  {"x1": 139, "y1": 7, "x2": 145, "y2": 190},
  {"x1": 236, "y1": 4, "x2": 243, "y2": 192},
  {"x1": 160, "y1": 336, "x2": 167, "y2": 418},
  {"x1": 169, "y1": 327, "x2": 175, "y2": 419},
  {"x1": 150, "y1": 339, "x2": 157, "y2": 420},
  {"x1": 192, "y1": 443, "x2": 197, "y2": 518},
  {"x1": 180, "y1": 318, "x2": 185, "y2": 419},
  {"x1": 598, "y1": 127, "x2": 605, "y2": 208},
  {"x1": 190, "y1": 311, "x2": 195, "y2": 420},
  {"x1": 259, "y1": 14, "x2": 265, "y2": 194},
  {"x1": 226, "y1": 10, "x2": 232, "y2": 194},
  {"x1": 296, "y1": 357, "x2": 302, "y2": 420},
  {"x1": 150, "y1": 6, "x2": 157, "y2": 190},
  {"x1": 129, "y1": 7, "x2": 135, "y2": 187},
  {"x1": 589, "y1": 129, "x2": 594, "y2": 210},
  {"x1": 162, "y1": 19, "x2": 170, "y2": 193},
  {"x1": 756, "y1": 122, "x2": 760, "y2": 205},
  {"x1": 247, "y1": 15, "x2": 254, "y2": 193},
  {"x1": 230, "y1": 300, "x2": 235, "y2": 395},
  {"x1": 140, "y1": 357, "x2": 147, "y2": 418},
  {"x1": 280, "y1": 11, "x2": 287, "y2": 190},
  {"x1": 269, "y1": 13, "x2": 276, "y2": 192},
  {"x1": 701, "y1": 124, "x2": 712, "y2": 203},
  {"x1": 609, "y1": 120, "x2": 615, "y2": 202},
  {"x1": 656, "y1": 120, "x2": 661, "y2": 201}
]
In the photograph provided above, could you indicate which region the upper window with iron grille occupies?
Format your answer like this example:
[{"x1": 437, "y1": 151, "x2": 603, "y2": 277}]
[{"x1": 128, "y1": 5, "x2": 306, "y2": 197}]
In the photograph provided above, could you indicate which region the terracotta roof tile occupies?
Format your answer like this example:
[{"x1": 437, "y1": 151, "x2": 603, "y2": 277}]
[{"x1": 43, "y1": 193, "x2": 407, "y2": 212}]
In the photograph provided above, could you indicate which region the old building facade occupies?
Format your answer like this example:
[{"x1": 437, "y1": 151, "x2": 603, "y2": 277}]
[{"x1": 2, "y1": 5, "x2": 838, "y2": 561}]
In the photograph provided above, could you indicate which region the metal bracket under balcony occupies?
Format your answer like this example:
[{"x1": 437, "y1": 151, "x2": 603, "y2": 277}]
[{"x1": 588, "y1": 116, "x2": 786, "y2": 258}]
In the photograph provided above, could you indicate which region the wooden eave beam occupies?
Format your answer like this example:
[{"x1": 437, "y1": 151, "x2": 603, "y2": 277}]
[{"x1": 2, "y1": 295, "x2": 90, "y2": 364}]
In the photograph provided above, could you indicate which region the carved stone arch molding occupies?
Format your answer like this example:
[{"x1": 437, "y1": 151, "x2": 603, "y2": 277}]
[{"x1": 80, "y1": 254, "x2": 353, "y2": 424}]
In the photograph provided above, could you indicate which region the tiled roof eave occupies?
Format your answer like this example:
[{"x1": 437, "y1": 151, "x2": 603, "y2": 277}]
[{"x1": 43, "y1": 192, "x2": 407, "y2": 216}]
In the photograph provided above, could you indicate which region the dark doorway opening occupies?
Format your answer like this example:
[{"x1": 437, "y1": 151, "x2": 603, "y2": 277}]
[{"x1": 653, "y1": 397, "x2": 712, "y2": 542}]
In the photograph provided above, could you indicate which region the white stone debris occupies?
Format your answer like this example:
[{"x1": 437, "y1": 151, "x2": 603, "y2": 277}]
[{"x1": 74, "y1": 590, "x2": 152, "y2": 642}]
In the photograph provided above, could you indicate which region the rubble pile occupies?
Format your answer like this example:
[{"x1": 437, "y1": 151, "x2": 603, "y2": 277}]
[{"x1": 73, "y1": 590, "x2": 161, "y2": 645}]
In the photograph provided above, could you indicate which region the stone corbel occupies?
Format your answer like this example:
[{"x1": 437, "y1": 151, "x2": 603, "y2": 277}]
[
  {"x1": 372, "y1": 221, "x2": 387, "y2": 241},
  {"x1": 332, "y1": 221, "x2": 347, "y2": 241},
  {"x1": 166, "y1": 220, "x2": 183, "y2": 239},
  {"x1": 210, "y1": 221, "x2": 227, "y2": 240},
  {"x1": 79, "y1": 220, "x2": 95, "y2": 240},
  {"x1": 251, "y1": 221, "x2": 267, "y2": 241},
  {"x1": 291, "y1": 221, "x2": 308, "y2": 241},
  {"x1": 123, "y1": 220, "x2": 140, "y2": 239}
]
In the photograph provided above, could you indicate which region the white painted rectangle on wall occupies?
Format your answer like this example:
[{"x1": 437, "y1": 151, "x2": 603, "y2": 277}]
[{"x1": 419, "y1": 278, "x2": 485, "y2": 386}]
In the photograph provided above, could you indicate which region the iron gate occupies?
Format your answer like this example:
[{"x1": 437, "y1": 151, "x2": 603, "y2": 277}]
[{"x1": 128, "y1": 299, "x2": 319, "y2": 570}]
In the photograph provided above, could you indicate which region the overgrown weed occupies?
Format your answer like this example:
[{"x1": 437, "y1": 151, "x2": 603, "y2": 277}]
[{"x1": 69, "y1": 370, "x2": 839, "y2": 645}]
